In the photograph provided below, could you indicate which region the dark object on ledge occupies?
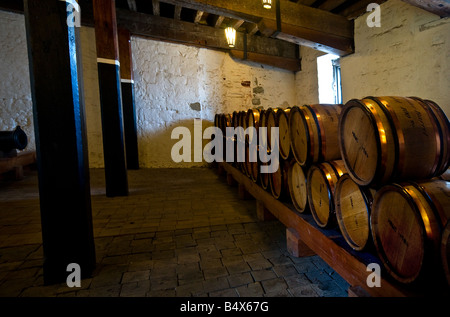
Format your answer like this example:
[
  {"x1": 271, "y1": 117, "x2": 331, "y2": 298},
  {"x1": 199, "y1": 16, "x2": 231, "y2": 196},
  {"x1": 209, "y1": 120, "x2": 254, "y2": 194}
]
[{"x1": 0, "y1": 126, "x2": 28, "y2": 151}]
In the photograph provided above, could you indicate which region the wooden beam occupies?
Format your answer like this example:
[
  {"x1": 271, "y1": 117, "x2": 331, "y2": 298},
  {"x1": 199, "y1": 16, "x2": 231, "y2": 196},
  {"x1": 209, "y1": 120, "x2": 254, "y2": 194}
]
[
  {"x1": 23, "y1": 0, "x2": 96, "y2": 284},
  {"x1": 93, "y1": 0, "x2": 129, "y2": 197},
  {"x1": 318, "y1": 0, "x2": 348, "y2": 12},
  {"x1": 118, "y1": 28, "x2": 139, "y2": 170},
  {"x1": 230, "y1": 49, "x2": 301, "y2": 72},
  {"x1": 213, "y1": 15, "x2": 225, "y2": 28},
  {"x1": 336, "y1": 0, "x2": 385, "y2": 19},
  {"x1": 127, "y1": 0, "x2": 137, "y2": 11},
  {"x1": 232, "y1": 19, "x2": 245, "y2": 30},
  {"x1": 159, "y1": 0, "x2": 354, "y2": 55},
  {"x1": 194, "y1": 10, "x2": 203, "y2": 23},
  {"x1": 247, "y1": 23, "x2": 259, "y2": 35},
  {"x1": 258, "y1": 18, "x2": 352, "y2": 55},
  {"x1": 152, "y1": 0, "x2": 160, "y2": 16},
  {"x1": 116, "y1": 9, "x2": 299, "y2": 60},
  {"x1": 174, "y1": 5, "x2": 182, "y2": 20},
  {"x1": 402, "y1": 0, "x2": 450, "y2": 17}
]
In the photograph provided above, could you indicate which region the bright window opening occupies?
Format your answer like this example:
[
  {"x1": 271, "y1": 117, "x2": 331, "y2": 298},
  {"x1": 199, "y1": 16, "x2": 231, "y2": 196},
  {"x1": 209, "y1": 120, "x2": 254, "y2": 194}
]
[{"x1": 317, "y1": 54, "x2": 342, "y2": 104}]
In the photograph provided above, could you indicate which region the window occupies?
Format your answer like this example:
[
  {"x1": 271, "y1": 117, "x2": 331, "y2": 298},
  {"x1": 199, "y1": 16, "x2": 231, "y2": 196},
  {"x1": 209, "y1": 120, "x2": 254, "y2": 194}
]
[{"x1": 317, "y1": 54, "x2": 343, "y2": 104}]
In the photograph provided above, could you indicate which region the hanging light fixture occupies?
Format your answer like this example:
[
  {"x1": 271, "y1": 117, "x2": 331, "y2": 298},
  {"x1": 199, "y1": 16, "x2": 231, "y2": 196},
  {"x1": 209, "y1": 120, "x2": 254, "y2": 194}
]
[
  {"x1": 225, "y1": 27, "x2": 236, "y2": 48},
  {"x1": 262, "y1": 0, "x2": 272, "y2": 9}
]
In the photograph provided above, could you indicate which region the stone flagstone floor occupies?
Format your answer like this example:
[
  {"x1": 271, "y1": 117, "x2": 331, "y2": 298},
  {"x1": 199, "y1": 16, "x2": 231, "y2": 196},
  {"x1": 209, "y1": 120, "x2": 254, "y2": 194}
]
[{"x1": 0, "y1": 167, "x2": 349, "y2": 297}]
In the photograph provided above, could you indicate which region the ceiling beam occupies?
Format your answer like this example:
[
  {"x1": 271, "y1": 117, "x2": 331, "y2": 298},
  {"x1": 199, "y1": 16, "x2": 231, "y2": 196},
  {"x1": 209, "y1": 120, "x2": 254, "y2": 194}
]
[
  {"x1": 194, "y1": 10, "x2": 204, "y2": 23},
  {"x1": 214, "y1": 15, "x2": 225, "y2": 27},
  {"x1": 152, "y1": 0, "x2": 160, "y2": 16},
  {"x1": 127, "y1": 0, "x2": 137, "y2": 11},
  {"x1": 116, "y1": 9, "x2": 300, "y2": 71},
  {"x1": 232, "y1": 19, "x2": 245, "y2": 30},
  {"x1": 159, "y1": 0, "x2": 354, "y2": 55},
  {"x1": 174, "y1": 5, "x2": 182, "y2": 19},
  {"x1": 402, "y1": 0, "x2": 450, "y2": 17}
]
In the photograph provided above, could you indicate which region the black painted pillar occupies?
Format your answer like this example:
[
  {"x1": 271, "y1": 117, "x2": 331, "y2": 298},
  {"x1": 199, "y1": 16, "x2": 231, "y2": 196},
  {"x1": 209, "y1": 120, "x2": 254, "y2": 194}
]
[
  {"x1": 93, "y1": 0, "x2": 128, "y2": 197},
  {"x1": 119, "y1": 28, "x2": 139, "y2": 170},
  {"x1": 24, "y1": 0, "x2": 96, "y2": 284}
]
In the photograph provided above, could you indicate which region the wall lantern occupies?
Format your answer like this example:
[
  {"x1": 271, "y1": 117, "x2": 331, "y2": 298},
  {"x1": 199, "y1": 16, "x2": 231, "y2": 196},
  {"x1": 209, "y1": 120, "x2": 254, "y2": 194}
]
[
  {"x1": 225, "y1": 27, "x2": 236, "y2": 48},
  {"x1": 262, "y1": 0, "x2": 272, "y2": 9}
]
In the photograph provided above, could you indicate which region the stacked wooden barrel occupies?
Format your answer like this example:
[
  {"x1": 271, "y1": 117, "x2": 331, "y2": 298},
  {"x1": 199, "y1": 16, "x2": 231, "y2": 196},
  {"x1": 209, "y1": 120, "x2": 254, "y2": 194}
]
[
  {"x1": 214, "y1": 96, "x2": 450, "y2": 287},
  {"x1": 338, "y1": 96, "x2": 450, "y2": 285}
]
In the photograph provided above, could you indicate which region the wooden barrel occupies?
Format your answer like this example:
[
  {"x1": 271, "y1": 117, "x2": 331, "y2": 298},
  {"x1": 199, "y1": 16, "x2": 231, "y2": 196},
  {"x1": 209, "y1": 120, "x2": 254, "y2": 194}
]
[
  {"x1": 278, "y1": 109, "x2": 291, "y2": 160},
  {"x1": 339, "y1": 96, "x2": 450, "y2": 187},
  {"x1": 288, "y1": 161, "x2": 308, "y2": 213},
  {"x1": 442, "y1": 221, "x2": 450, "y2": 287},
  {"x1": 371, "y1": 179, "x2": 450, "y2": 284},
  {"x1": 266, "y1": 108, "x2": 281, "y2": 151},
  {"x1": 260, "y1": 160, "x2": 270, "y2": 190},
  {"x1": 214, "y1": 113, "x2": 221, "y2": 128},
  {"x1": 270, "y1": 159, "x2": 292, "y2": 200},
  {"x1": 247, "y1": 108, "x2": 261, "y2": 146},
  {"x1": 249, "y1": 146, "x2": 260, "y2": 183},
  {"x1": 289, "y1": 104, "x2": 342, "y2": 167},
  {"x1": 307, "y1": 160, "x2": 347, "y2": 228},
  {"x1": 335, "y1": 174, "x2": 376, "y2": 251}
]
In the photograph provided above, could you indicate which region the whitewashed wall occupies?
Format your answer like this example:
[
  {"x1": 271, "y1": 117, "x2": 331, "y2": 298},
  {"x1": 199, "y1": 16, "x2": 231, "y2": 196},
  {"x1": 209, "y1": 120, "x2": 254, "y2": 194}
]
[
  {"x1": 294, "y1": 0, "x2": 450, "y2": 117},
  {"x1": 0, "y1": 11, "x2": 34, "y2": 152},
  {"x1": 0, "y1": 10, "x2": 296, "y2": 168},
  {"x1": 340, "y1": 0, "x2": 450, "y2": 115},
  {"x1": 131, "y1": 37, "x2": 296, "y2": 168}
]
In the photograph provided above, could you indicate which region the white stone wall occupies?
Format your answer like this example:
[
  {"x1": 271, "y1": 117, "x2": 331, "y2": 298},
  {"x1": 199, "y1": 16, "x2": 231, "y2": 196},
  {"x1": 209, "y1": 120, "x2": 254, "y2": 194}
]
[
  {"x1": 341, "y1": 0, "x2": 450, "y2": 115},
  {"x1": 0, "y1": 11, "x2": 34, "y2": 152},
  {"x1": 131, "y1": 37, "x2": 296, "y2": 168},
  {"x1": 0, "y1": 10, "x2": 296, "y2": 168},
  {"x1": 295, "y1": 0, "x2": 450, "y2": 117},
  {"x1": 294, "y1": 46, "x2": 325, "y2": 105}
]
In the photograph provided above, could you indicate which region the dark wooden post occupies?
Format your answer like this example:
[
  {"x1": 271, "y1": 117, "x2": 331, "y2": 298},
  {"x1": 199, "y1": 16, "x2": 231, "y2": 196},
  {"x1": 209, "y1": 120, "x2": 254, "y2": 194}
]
[
  {"x1": 93, "y1": 0, "x2": 129, "y2": 196},
  {"x1": 23, "y1": 0, "x2": 96, "y2": 285},
  {"x1": 118, "y1": 28, "x2": 139, "y2": 170}
]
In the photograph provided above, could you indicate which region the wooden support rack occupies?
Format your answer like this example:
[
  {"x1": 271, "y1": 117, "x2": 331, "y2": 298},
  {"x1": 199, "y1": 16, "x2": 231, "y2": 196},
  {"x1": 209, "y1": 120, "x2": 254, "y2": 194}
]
[
  {"x1": 217, "y1": 162, "x2": 449, "y2": 297},
  {"x1": 0, "y1": 151, "x2": 36, "y2": 179}
]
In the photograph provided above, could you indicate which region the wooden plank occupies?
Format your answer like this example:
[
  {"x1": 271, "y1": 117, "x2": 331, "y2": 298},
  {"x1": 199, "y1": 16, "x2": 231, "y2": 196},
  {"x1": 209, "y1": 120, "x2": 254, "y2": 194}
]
[
  {"x1": 232, "y1": 19, "x2": 245, "y2": 30},
  {"x1": 160, "y1": 0, "x2": 354, "y2": 54},
  {"x1": 229, "y1": 49, "x2": 301, "y2": 72},
  {"x1": 117, "y1": 9, "x2": 299, "y2": 60},
  {"x1": 127, "y1": 0, "x2": 137, "y2": 11},
  {"x1": 318, "y1": 0, "x2": 348, "y2": 12},
  {"x1": 174, "y1": 5, "x2": 182, "y2": 20},
  {"x1": 194, "y1": 10, "x2": 204, "y2": 23},
  {"x1": 218, "y1": 162, "x2": 421, "y2": 297},
  {"x1": 336, "y1": 0, "x2": 385, "y2": 19},
  {"x1": 152, "y1": 0, "x2": 160, "y2": 16},
  {"x1": 257, "y1": 18, "x2": 353, "y2": 55},
  {"x1": 402, "y1": 0, "x2": 450, "y2": 17}
]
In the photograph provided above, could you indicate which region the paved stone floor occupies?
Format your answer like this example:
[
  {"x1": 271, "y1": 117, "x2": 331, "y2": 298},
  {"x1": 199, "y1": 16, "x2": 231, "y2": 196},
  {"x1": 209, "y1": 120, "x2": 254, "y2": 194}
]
[{"x1": 0, "y1": 167, "x2": 349, "y2": 297}]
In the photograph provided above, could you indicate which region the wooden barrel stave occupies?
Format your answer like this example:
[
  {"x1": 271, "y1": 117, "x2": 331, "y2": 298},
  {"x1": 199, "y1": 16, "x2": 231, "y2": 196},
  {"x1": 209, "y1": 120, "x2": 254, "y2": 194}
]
[
  {"x1": 371, "y1": 179, "x2": 450, "y2": 284},
  {"x1": 307, "y1": 160, "x2": 347, "y2": 228}
]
